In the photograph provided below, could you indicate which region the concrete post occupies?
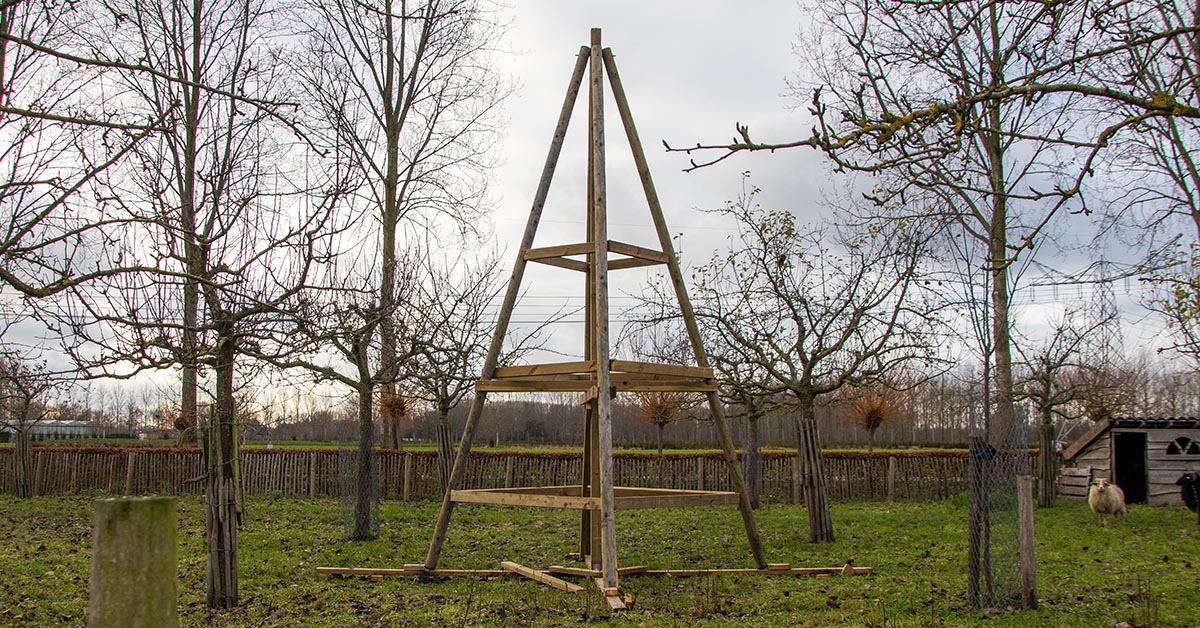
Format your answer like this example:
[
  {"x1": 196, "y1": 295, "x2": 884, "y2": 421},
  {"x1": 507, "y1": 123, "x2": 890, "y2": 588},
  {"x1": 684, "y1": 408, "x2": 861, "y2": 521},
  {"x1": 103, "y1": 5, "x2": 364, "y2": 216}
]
[{"x1": 88, "y1": 496, "x2": 178, "y2": 628}]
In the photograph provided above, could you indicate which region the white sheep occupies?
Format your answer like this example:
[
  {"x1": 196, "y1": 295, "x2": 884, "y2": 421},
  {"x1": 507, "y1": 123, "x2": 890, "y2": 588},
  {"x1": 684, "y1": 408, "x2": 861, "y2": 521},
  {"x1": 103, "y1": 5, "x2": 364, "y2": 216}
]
[{"x1": 1087, "y1": 478, "x2": 1127, "y2": 526}]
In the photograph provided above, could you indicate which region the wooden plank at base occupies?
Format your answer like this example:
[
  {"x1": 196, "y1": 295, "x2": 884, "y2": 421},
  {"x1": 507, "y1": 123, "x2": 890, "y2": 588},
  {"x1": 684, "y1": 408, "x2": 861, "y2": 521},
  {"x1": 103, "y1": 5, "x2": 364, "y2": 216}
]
[
  {"x1": 548, "y1": 564, "x2": 647, "y2": 578},
  {"x1": 316, "y1": 566, "x2": 509, "y2": 578},
  {"x1": 640, "y1": 566, "x2": 874, "y2": 576},
  {"x1": 548, "y1": 565, "x2": 600, "y2": 577},
  {"x1": 501, "y1": 561, "x2": 584, "y2": 593}
]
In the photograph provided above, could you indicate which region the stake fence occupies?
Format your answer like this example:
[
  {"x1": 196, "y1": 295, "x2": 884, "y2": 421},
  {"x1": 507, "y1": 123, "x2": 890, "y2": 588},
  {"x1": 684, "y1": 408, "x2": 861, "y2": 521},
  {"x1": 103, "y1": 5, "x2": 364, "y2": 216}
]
[{"x1": 0, "y1": 447, "x2": 1023, "y2": 503}]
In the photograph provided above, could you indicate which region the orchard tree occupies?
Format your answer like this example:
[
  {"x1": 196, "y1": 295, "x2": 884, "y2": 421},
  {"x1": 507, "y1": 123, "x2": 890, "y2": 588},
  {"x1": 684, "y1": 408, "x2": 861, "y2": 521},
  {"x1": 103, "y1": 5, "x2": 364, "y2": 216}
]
[{"x1": 689, "y1": 181, "x2": 940, "y2": 542}]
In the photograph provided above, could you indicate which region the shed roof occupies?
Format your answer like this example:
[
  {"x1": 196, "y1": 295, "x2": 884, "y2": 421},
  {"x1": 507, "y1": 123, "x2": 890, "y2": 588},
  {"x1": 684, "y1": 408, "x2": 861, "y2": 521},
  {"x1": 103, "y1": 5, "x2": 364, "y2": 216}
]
[{"x1": 1062, "y1": 417, "x2": 1200, "y2": 461}]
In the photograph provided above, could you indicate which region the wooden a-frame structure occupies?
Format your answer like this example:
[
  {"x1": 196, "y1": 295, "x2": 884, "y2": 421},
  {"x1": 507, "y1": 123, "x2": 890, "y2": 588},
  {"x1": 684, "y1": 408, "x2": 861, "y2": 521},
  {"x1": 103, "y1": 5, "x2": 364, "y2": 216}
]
[{"x1": 421, "y1": 28, "x2": 768, "y2": 593}]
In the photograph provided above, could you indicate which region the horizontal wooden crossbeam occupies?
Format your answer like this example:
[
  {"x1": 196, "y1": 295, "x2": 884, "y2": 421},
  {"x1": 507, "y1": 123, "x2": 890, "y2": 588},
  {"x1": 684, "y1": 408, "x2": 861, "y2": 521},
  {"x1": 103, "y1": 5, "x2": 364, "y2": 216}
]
[
  {"x1": 482, "y1": 361, "x2": 716, "y2": 393},
  {"x1": 523, "y1": 240, "x2": 668, "y2": 272},
  {"x1": 450, "y1": 485, "x2": 739, "y2": 510}
]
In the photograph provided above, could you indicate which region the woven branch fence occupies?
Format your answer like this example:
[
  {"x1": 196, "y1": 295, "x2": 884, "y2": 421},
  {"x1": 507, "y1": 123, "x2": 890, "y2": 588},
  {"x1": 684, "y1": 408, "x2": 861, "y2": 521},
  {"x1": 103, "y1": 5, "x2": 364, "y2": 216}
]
[{"x1": 0, "y1": 447, "x2": 1036, "y2": 503}]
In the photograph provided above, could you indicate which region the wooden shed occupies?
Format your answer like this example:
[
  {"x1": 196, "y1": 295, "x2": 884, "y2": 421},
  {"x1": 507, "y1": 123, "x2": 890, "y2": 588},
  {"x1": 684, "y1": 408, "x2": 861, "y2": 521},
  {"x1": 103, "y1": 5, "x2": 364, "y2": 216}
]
[{"x1": 1058, "y1": 417, "x2": 1200, "y2": 506}]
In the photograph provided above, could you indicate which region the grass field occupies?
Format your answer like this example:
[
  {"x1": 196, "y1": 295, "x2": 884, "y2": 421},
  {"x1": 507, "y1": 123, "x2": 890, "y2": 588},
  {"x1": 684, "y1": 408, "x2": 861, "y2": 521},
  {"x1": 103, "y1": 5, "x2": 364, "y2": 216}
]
[{"x1": 0, "y1": 494, "x2": 1196, "y2": 627}]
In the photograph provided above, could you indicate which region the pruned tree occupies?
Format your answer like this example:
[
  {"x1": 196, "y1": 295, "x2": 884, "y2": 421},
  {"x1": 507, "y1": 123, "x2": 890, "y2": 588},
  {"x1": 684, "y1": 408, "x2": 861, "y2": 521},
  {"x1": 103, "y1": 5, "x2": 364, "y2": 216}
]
[
  {"x1": 403, "y1": 252, "x2": 545, "y2": 491},
  {"x1": 1014, "y1": 309, "x2": 1112, "y2": 506},
  {"x1": 58, "y1": 0, "x2": 328, "y2": 608},
  {"x1": 250, "y1": 244, "x2": 425, "y2": 540},
  {"x1": 0, "y1": 351, "x2": 57, "y2": 498},
  {"x1": 689, "y1": 180, "x2": 940, "y2": 542},
  {"x1": 625, "y1": 391, "x2": 694, "y2": 456},
  {"x1": 840, "y1": 383, "x2": 911, "y2": 453}
]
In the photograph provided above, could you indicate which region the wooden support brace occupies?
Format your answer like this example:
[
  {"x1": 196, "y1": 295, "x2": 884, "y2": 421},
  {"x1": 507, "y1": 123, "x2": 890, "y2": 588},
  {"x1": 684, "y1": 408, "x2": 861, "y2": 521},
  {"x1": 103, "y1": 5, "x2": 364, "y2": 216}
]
[
  {"x1": 315, "y1": 566, "x2": 510, "y2": 578},
  {"x1": 548, "y1": 565, "x2": 647, "y2": 578},
  {"x1": 501, "y1": 561, "x2": 584, "y2": 593}
]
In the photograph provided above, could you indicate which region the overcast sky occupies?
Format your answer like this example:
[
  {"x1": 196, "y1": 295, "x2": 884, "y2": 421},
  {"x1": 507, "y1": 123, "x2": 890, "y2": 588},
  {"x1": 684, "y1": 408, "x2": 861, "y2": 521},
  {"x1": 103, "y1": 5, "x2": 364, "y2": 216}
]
[{"x1": 485, "y1": 2, "x2": 834, "y2": 359}]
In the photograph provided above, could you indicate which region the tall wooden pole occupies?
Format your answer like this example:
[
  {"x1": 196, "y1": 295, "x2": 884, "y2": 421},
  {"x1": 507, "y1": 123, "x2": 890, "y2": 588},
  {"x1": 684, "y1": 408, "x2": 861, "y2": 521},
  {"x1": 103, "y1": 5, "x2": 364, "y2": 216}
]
[
  {"x1": 589, "y1": 28, "x2": 620, "y2": 590},
  {"x1": 424, "y1": 47, "x2": 591, "y2": 570},
  {"x1": 601, "y1": 48, "x2": 767, "y2": 569}
]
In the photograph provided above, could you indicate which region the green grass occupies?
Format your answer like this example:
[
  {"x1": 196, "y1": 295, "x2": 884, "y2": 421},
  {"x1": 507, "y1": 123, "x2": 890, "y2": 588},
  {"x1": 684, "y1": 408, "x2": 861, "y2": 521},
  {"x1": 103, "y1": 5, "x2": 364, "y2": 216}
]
[{"x1": 1, "y1": 495, "x2": 1196, "y2": 626}]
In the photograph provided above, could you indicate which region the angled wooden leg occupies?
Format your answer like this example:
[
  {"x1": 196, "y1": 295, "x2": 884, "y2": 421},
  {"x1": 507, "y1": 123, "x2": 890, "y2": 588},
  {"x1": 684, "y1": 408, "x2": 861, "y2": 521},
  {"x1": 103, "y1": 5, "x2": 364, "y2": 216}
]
[
  {"x1": 424, "y1": 45, "x2": 591, "y2": 571},
  {"x1": 603, "y1": 48, "x2": 767, "y2": 569}
]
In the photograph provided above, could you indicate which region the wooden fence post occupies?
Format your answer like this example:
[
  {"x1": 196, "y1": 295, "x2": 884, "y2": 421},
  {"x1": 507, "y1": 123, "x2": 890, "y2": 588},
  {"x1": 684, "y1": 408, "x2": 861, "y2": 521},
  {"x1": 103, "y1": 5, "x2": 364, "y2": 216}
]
[
  {"x1": 33, "y1": 450, "x2": 45, "y2": 497},
  {"x1": 697, "y1": 456, "x2": 705, "y2": 491},
  {"x1": 307, "y1": 451, "x2": 316, "y2": 498},
  {"x1": 1018, "y1": 475, "x2": 1037, "y2": 609},
  {"x1": 504, "y1": 456, "x2": 515, "y2": 489},
  {"x1": 402, "y1": 453, "x2": 413, "y2": 502},
  {"x1": 124, "y1": 452, "x2": 137, "y2": 496},
  {"x1": 791, "y1": 454, "x2": 801, "y2": 505},
  {"x1": 886, "y1": 456, "x2": 897, "y2": 504}
]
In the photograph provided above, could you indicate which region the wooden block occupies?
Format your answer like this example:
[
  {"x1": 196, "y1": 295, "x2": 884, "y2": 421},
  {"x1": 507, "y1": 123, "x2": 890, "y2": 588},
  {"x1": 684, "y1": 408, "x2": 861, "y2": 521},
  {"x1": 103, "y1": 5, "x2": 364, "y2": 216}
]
[
  {"x1": 816, "y1": 573, "x2": 830, "y2": 579},
  {"x1": 841, "y1": 563, "x2": 855, "y2": 576},
  {"x1": 604, "y1": 594, "x2": 627, "y2": 611},
  {"x1": 370, "y1": 575, "x2": 383, "y2": 582},
  {"x1": 617, "y1": 565, "x2": 647, "y2": 576},
  {"x1": 766, "y1": 563, "x2": 792, "y2": 571},
  {"x1": 623, "y1": 593, "x2": 634, "y2": 605}
]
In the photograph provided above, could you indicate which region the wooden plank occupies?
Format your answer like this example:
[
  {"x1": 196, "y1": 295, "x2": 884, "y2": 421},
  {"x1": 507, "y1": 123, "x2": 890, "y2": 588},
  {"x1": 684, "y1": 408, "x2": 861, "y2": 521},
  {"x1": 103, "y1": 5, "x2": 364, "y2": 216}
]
[
  {"x1": 451, "y1": 488, "x2": 600, "y2": 510},
  {"x1": 316, "y1": 566, "x2": 511, "y2": 578},
  {"x1": 613, "y1": 379, "x2": 718, "y2": 393},
  {"x1": 641, "y1": 567, "x2": 874, "y2": 576},
  {"x1": 524, "y1": 243, "x2": 593, "y2": 260},
  {"x1": 608, "y1": 257, "x2": 663, "y2": 271},
  {"x1": 610, "y1": 360, "x2": 713, "y2": 379},
  {"x1": 501, "y1": 561, "x2": 584, "y2": 593},
  {"x1": 608, "y1": 240, "x2": 669, "y2": 263},
  {"x1": 548, "y1": 565, "x2": 600, "y2": 577},
  {"x1": 613, "y1": 492, "x2": 739, "y2": 510},
  {"x1": 493, "y1": 361, "x2": 595, "y2": 378},
  {"x1": 596, "y1": 578, "x2": 627, "y2": 610},
  {"x1": 476, "y1": 379, "x2": 593, "y2": 392},
  {"x1": 529, "y1": 256, "x2": 589, "y2": 273}
]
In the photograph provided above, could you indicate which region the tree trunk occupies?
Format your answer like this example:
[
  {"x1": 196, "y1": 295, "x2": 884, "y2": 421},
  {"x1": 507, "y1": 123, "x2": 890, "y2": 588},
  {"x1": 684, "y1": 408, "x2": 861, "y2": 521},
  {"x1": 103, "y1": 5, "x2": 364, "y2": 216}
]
[
  {"x1": 13, "y1": 428, "x2": 31, "y2": 498},
  {"x1": 205, "y1": 337, "x2": 239, "y2": 609},
  {"x1": 656, "y1": 423, "x2": 664, "y2": 456},
  {"x1": 866, "y1": 428, "x2": 876, "y2": 453},
  {"x1": 1037, "y1": 419, "x2": 1056, "y2": 508},
  {"x1": 350, "y1": 384, "x2": 377, "y2": 540},
  {"x1": 744, "y1": 415, "x2": 762, "y2": 509},
  {"x1": 794, "y1": 393, "x2": 834, "y2": 542},
  {"x1": 436, "y1": 409, "x2": 453, "y2": 493}
]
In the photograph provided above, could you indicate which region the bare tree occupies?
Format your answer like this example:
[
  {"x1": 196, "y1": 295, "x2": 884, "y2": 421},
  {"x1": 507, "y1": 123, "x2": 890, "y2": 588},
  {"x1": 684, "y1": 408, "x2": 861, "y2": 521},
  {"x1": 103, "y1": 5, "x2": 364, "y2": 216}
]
[
  {"x1": 403, "y1": 252, "x2": 545, "y2": 491},
  {"x1": 1014, "y1": 310, "x2": 1110, "y2": 506},
  {"x1": 688, "y1": 181, "x2": 940, "y2": 542},
  {"x1": 0, "y1": 351, "x2": 57, "y2": 497},
  {"x1": 249, "y1": 245, "x2": 425, "y2": 540},
  {"x1": 624, "y1": 391, "x2": 694, "y2": 456},
  {"x1": 665, "y1": 0, "x2": 1200, "y2": 454},
  {"x1": 0, "y1": 2, "x2": 168, "y2": 299},
  {"x1": 58, "y1": 0, "x2": 330, "y2": 608},
  {"x1": 294, "y1": 0, "x2": 508, "y2": 458}
]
